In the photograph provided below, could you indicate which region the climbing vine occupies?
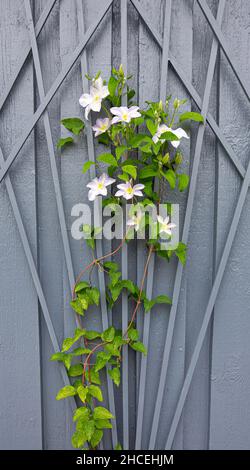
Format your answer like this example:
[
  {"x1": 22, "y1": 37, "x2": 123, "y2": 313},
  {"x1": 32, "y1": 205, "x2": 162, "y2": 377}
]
[{"x1": 51, "y1": 65, "x2": 204, "y2": 450}]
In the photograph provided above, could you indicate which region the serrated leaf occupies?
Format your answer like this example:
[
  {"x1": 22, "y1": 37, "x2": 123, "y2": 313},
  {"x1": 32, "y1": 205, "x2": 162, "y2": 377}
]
[
  {"x1": 97, "y1": 153, "x2": 118, "y2": 166},
  {"x1": 61, "y1": 117, "x2": 85, "y2": 135},
  {"x1": 71, "y1": 347, "x2": 91, "y2": 356},
  {"x1": 108, "y1": 367, "x2": 120, "y2": 386},
  {"x1": 88, "y1": 368, "x2": 101, "y2": 385},
  {"x1": 130, "y1": 341, "x2": 147, "y2": 355},
  {"x1": 179, "y1": 111, "x2": 204, "y2": 123},
  {"x1": 88, "y1": 385, "x2": 103, "y2": 402},
  {"x1": 127, "y1": 328, "x2": 139, "y2": 341},
  {"x1": 50, "y1": 352, "x2": 65, "y2": 362},
  {"x1": 93, "y1": 406, "x2": 114, "y2": 420},
  {"x1": 56, "y1": 385, "x2": 76, "y2": 400},
  {"x1": 84, "y1": 330, "x2": 101, "y2": 340},
  {"x1": 57, "y1": 137, "x2": 74, "y2": 149},
  {"x1": 78, "y1": 293, "x2": 89, "y2": 310},
  {"x1": 86, "y1": 287, "x2": 100, "y2": 306},
  {"x1": 103, "y1": 261, "x2": 119, "y2": 272},
  {"x1": 82, "y1": 161, "x2": 96, "y2": 173},
  {"x1": 77, "y1": 419, "x2": 95, "y2": 441}
]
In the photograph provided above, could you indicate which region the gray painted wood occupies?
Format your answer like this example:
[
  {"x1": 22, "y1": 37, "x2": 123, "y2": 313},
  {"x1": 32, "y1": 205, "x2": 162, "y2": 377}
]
[{"x1": 0, "y1": 0, "x2": 250, "y2": 450}]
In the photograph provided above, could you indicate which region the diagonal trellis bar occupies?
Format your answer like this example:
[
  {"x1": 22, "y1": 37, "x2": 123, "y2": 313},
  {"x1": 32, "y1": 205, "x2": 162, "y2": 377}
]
[
  {"x1": 0, "y1": 148, "x2": 76, "y2": 414},
  {"x1": 135, "y1": 0, "x2": 172, "y2": 450},
  {"x1": 24, "y1": 0, "x2": 78, "y2": 319},
  {"x1": 149, "y1": 0, "x2": 226, "y2": 449},
  {"x1": 197, "y1": 0, "x2": 250, "y2": 103},
  {"x1": 0, "y1": 0, "x2": 57, "y2": 112},
  {"x1": 0, "y1": 0, "x2": 114, "y2": 185},
  {"x1": 130, "y1": 0, "x2": 245, "y2": 180},
  {"x1": 121, "y1": 0, "x2": 129, "y2": 451},
  {"x1": 76, "y1": 0, "x2": 118, "y2": 449}
]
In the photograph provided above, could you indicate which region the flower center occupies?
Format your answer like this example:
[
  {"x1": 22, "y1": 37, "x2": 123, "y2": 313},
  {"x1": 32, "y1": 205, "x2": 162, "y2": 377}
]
[
  {"x1": 101, "y1": 124, "x2": 107, "y2": 131},
  {"x1": 126, "y1": 187, "x2": 133, "y2": 195},
  {"x1": 94, "y1": 95, "x2": 100, "y2": 102},
  {"x1": 122, "y1": 113, "x2": 129, "y2": 121},
  {"x1": 97, "y1": 182, "x2": 104, "y2": 189}
]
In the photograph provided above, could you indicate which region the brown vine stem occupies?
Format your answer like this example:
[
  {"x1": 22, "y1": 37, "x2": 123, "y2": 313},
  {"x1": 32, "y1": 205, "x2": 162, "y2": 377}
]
[
  {"x1": 123, "y1": 243, "x2": 154, "y2": 338},
  {"x1": 82, "y1": 341, "x2": 107, "y2": 385},
  {"x1": 72, "y1": 232, "x2": 128, "y2": 299}
]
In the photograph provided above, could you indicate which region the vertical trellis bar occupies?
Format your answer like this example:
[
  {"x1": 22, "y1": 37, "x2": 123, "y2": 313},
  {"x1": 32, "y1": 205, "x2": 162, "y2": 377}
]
[
  {"x1": 121, "y1": 0, "x2": 129, "y2": 450},
  {"x1": 135, "y1": 0, "x2": 172, "y2": 450},
  {"x1": 148, "y1": 0, "x2": 226, "y2": 449},
  {"x1": 76, "y1": 0, "x2": 117, "y2": 450}
]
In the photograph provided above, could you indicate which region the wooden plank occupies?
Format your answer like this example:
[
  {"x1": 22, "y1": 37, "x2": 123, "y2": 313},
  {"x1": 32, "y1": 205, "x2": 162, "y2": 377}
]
[
  {"x1": 0, "y1": 0, "x2": 42, "y2": 449},
  {"x1": 209, "y1": 0, "x2": 250, "y2": 450},
  {"x1": 183, "y1": 0, "x2": 221, "y2": 450},
  {"x1": 33, "y1": 0, "x2": 67, "y2": 450}
]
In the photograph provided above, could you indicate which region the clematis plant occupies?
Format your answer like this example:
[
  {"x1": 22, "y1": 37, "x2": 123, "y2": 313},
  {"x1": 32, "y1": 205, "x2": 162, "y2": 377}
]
[{"x1": 54, "y1": 65, "x2": 204, "y2": 450}]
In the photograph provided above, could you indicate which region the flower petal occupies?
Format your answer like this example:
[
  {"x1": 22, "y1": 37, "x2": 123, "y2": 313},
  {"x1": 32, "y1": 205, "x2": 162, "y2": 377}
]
[
  {"x1": 88, "y1": 189, "x2": 97, "y2": 201},
  {"x1": 111, "y1": 116, "x2": 121, "y2": 124},
  {"x1": 133, "y1": 190, "x2": 143, "y2": 197},
  {"x1": 115, "y1": 190, "x2": 124, "y2": 197},
  {"x1": 133, "y1": 184, "x2": 145, "y2": 191},
  {"x1": 91, "y1": 100, "x2": 102, "y2": 112},
  {"x1": 79, "y1": 93, "x2": 91, "y2": 107}
]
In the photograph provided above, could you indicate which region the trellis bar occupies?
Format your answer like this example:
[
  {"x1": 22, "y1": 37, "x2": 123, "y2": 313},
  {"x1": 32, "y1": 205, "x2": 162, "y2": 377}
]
[
  {"x1": 135, "y1": 0, "x2": 172, "y2": 450},
  {"x1": 76, "y1": 0, "x2": 118, "y2": 449},
  {"x1": 149, "y1": 0, "x2": 226, "y2": 449},
  {"x1": 0, "y1": 0, "x2": 114, "y2": 185}
]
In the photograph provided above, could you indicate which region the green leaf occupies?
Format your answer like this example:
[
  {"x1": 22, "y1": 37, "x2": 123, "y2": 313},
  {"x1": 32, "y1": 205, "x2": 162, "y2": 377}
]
[
  {"x1": 75, "y1": 281, "x2": 89, "y2": 293},
  {"x1": 130, "y1": 341, "x2": 147, "y2": 355},
  {"x1": 71, "y1": 347, "x2": 91, "y2": 356},
  {"x1": 129, "y1": 134, "x2": 151, "y2": 148},
  {"x1": 56, "y1": 385, "x2": 76, "y2": 400},
  {"x1": 88, "y1": 385, "x2": 103, "y2": 402},
  {"x1": 70, "y1": 298, "x2": 84, "y2": 315},
  {"x1": 82, "y1": 161, "x2": 95, "y2": 174},
  {"x1": 160, "y1": 131, "x2": 180, "y2": 142},
  {"x1": 95, "y1": 419, "x2": 112, "y2": 429},
  {"x1": 115, "y1": 443, "x2": 122, "y2": 450},
  {"x1": 88, "y1": 369, "x2": 101, "y2": 385},
  {"x1": 101, "y1": 326, "x2": 115, "y2": 343},
  {"x1": 50, "y1": 352, "x2": 65, "y2": 362},
  {"x1": 77, "y1": 419, "x2": 95, "y2": 441},
  {"x1": 93, "y1": 406, "x2": 114, "y2": 420},
  {"x1": 178, "y1": 174, "x2": 189, "y2": 192},
  {"x1": 95, "y1": 352, "x2": 111, "y2": 372},
  {"x1": 86, "y1": 287, "x2": 100, "y2": 306},
  {"x1": 84, "y1": 330, "x2": 101, "y2": 340},
  {"x1": 68, "y1": 364, "x2": 84, "y2": 377},
  {"x1": 108, "y1": 367, "x2": 121, "y2": 386},
  {"x1": 61, "y1": 338, "x2": 75, "y2": 352},
  {"x1": 77, "y1": 384, "x2": 88, "y2": 403},
  {"x1": 163, "y1": 169, "x2": 176, "y2": 189},
  {"x1": 97, "y1": 153, "x2": 118, "y2": 166},
  {"x1": 139, "y1": 165, "x2": 158, "y2": 179},
  {"x1": 90, "y1": 429, "x2": 103, "y2": 448},
  {"x1": 73, "y1": 407, "x2": 90, "y2": 422},
  {"x1": 103, "y1": 261, "x2": 119, "y2": 272},
  {"x1": 115, "y1": 145, "x2": 127, "y2": 160},
  {"x1": 145, "y1": 294, "x2": 172, "y2": 313},
  {"x1": 72, "y1": 430, "x2": 86, "y2": 449},
  {"x1": 146, "y1": 119, "x2": 157, "y2": 136},
  {"x1": 61, "y1": 117, "x2": 85, "y2": 135},
  {"x1": 128, "y1": 328, "x2": 139, "y2": 341},
  {"x1": 175, "y1": 242, "x2": 187, "y2": 265},
  {"x1": 122, "y1": 165, "x2": 137, "y2": 180},
  {"x1": 108, "y1": 76, "x2": 118, "y2": 97},
  {"x1": 78, "y1": 293, "x2": 89, "y2": 310},
  {"x1": 109, "y1": 271, "x2": 121, "y2": 286},
  {"x1": 179, "y1": 111, "x2": 204, "y2": 123},
  {"x1": 57, "y1": 137, "x2": 74, "y2": 149}
]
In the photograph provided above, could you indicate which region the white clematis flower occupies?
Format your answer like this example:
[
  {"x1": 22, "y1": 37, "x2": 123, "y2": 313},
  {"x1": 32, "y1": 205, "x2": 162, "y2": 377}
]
[
  {"x1": 110, "y1": 106, "x2": 141, "y2": 124},
  {"x1": 127, "y1": 207, "x2": 144, "y2": 231},
  {"x1": 157, "y1": 215, "x2": 176, "y2": 236},
  {"x1": 87, "y1": 173, "x2": 115, "y2": 201},
  {"x1": 79, "y1": 77, "x2": 109, "y2": 120},
  {"x1": 92, "y1": 118, "x2": 111, "y2": 137},
  {"x1": 152, "y1": 124, "x2": 189, "y2": 148},
  {"x1": 115, "y1": 181, "x2": 145, "y2": 200}
]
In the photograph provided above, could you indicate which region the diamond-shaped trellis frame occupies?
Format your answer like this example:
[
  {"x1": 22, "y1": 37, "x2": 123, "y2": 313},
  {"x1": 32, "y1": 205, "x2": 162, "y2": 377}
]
[{"x1": 0, "y1": 0, "x2": 249, "y2": 450}]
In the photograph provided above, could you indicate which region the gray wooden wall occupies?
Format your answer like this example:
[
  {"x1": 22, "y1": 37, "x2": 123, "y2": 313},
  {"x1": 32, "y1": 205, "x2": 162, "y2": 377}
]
[{"x1": 0, "y1": 0, "x2": 250, "y2": 450}]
